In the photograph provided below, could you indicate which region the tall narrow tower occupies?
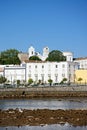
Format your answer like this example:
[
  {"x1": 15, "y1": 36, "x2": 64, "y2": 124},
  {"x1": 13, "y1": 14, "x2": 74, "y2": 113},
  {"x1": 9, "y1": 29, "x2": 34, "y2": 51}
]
[
  {"x1": 43, "y1": 47, "x2": 49, "y2": 60},
  {"x1": 28, "y1": 46, "x2": 35, "y2": 58}
]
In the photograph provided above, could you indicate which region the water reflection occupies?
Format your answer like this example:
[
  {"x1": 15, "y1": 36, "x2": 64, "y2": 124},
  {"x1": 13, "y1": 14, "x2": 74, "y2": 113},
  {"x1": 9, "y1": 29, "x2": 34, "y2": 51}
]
[
  {"x1": 0, "y1": 124, "x2": 87, "y2": 130},
  {"x1": 0, "y1": 98, "x2": 87, "y2": 110}
]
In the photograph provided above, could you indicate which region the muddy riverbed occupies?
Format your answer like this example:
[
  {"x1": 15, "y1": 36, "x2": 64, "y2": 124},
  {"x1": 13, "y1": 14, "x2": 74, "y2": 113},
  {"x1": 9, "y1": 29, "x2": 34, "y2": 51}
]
[{"x1": 0, "y1": 109, "x2": 87, "y2": 126}]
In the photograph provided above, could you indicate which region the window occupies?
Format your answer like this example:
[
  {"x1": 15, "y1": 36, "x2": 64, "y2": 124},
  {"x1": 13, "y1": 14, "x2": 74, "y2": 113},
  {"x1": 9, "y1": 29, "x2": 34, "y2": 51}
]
[
  {"x1": 55, "y1": 74, "x2": 58, "y2": 82},
  {"x1": 55, "y1": 65, "x2": 58, "y2": 68},
  {"x1": 29, "y1": 66, "x2": 31, "y2": 73},
  {"x1": 69, "y1": 64, "x2": 71, "y2": 68},
  {"x1": 35, "y1": 74, "x2": 38, "y2": 81},
  {"x1": 62, "y1": 64, "x2": 65, "y2": 68},
  {"x1": 35, "y1": 65, "x2": 37, "y2": 68},
  {"x1": 62, "y1": 74, "x2": 65, "y2": 77},
  {"x1": 48, "y1": 74, "x2": 51, "y2": 79},
  {"x1": 42, "y1": 65, "x2": 44, "y2": 68},
  {"x1": 41, "y1": 74, "x2": 44, "y2": 82},
  {"x1": 78, "y1": 65, "x2": 80, "y2": 69}
]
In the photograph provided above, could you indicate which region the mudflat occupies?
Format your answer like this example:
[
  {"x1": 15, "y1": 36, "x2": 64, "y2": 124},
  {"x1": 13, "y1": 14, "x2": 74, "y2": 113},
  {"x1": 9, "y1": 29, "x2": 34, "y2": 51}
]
[{"x1": 0, "y1": 109, "x2": 87, "y2": 126}]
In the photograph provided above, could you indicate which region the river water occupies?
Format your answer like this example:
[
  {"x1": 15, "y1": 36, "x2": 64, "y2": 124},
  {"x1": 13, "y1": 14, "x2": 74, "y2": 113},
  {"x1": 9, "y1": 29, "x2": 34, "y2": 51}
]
[
  {"x1": 0, "y1": 98, "x2": 87, "y2": 130},
  {"x1": 0, "y1": 98, "x2": 87, "y2": 110}
]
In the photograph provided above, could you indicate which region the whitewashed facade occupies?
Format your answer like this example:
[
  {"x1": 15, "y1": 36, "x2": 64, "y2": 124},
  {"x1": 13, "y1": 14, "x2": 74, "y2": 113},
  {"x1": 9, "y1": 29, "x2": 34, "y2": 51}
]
[
  {"x1": 25, "y1": 61, "x2": 79, "y2": 84},
  {"x1": 3, "y1": 61, "x2": 79, "y2": 84},
  {"x1": 4, "y1": 65, "x2": 26, "y2": 84},
  {"x1": 0, "y1": 65, "x2": 14, "y2": 77},
  {"x1": 74, "y1": 57, "x2": 87, "y2": 69}
]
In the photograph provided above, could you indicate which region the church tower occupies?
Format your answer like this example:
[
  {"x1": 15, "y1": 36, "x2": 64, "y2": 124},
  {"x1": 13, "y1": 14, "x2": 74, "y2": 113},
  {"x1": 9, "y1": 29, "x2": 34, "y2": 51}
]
[
  {"x1": 28, "y1": 46, "x2": 35, "y2": 58},
  {"x1": 43, "y1": 47, "x2": 49, "y2": 60}
]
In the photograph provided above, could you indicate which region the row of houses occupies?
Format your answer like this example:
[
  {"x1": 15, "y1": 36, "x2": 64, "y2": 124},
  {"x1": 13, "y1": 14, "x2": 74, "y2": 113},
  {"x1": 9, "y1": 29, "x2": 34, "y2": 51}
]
[
  {"x1": 0, "y1": 60, "x2": 78, "y2": 85},
  {"x1": 0, "y1": 46, "x2": 87, "y2": 85}
]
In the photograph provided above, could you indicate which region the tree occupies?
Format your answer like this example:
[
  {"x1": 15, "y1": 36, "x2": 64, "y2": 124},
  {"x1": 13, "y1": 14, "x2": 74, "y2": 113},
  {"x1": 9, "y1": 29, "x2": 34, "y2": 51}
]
[
  {"x1": 46, "y1": 50, "x2": 66, "y2": 62},
  {"x1": 78, "y1": 77, "x2": 83, "y2": 84},
  {"x1": 0, "y1": 49, "x2": 21, "y2": 65},
  {"x1": 48, "y1": 79, "x2": 53, "y2": 86},
  {"x1": 60, "y1": 78, "x2": 67, "y2": 84},
  {"x1": 62, "y1": 78, "x2": 67, "y2": 83},
  {"x1": 0, "y1": 76, "x2": 7, "y2": 84},
  {"x1": 38, "y1": 79, "x2": 41, "y2": 84},
  {"x1": 17, "y1": 80, "x2": 20, "y2": 85},
  {"x1": 28, "y1": 78, "x2": 33, "y2": 85},
  {"x1": 29, "y1": 56, "x2": 42, "y2": 61}
]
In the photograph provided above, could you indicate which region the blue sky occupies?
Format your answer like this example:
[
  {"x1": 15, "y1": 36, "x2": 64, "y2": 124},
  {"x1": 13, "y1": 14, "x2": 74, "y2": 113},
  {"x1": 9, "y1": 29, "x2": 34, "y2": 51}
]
[{"x1": 0, "y1": 0, "x2": 87, "y2": 58}]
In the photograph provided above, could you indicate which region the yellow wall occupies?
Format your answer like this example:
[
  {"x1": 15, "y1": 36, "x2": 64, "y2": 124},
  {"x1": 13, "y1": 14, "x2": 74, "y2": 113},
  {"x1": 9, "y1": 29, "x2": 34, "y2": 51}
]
[{"x1": 75, "y1": 70, "x2": 87, "y2": 84}]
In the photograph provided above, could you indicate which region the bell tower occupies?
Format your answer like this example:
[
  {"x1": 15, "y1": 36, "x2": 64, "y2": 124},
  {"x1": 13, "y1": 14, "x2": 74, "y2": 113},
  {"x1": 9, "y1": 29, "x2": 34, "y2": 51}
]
[
  {"x1": 43, "y1": 47, "x2": 49, "y2": 60},
  {"x1": 28, "y1": 46, "x2": 35, "y2": 58}
]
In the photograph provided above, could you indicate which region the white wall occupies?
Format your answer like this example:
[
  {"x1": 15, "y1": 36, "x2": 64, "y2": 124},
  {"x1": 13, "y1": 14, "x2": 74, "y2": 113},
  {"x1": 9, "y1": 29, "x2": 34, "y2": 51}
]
[
  {"x1": 26, "y1": 61, "x2": 78, "y2": 83},
  {"x1": 3, "y1": 61, "x2": 78, "y2": 84},
  {"x1": 4, "y1": 66, "x2": 26, "y2": 84},
  {"x1": 74, "y1": 59, "x2": 87, "y2": 69},
  {"x1": 63, "y1": 52, "x2": 73, "y2": 62}
]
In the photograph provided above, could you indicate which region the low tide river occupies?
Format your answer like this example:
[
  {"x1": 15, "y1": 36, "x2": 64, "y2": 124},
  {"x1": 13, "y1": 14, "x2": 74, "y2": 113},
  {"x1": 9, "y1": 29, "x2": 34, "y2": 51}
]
[{"x1": 0, "y1": 98, "x2": 87, "y2": 130}]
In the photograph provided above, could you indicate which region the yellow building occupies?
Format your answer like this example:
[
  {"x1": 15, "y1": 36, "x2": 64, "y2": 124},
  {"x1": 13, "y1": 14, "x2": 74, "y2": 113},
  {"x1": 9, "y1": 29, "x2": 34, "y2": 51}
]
[{"x1": 75, "y1": 69, "x2": 87, "y2": 84}]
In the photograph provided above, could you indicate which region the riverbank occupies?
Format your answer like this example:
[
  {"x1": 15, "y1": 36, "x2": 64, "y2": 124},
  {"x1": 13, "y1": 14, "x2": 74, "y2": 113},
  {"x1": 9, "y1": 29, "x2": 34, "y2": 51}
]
[
  {"x1": 0, "y1": 109, "x2": 87, "y2": 126},
  {"x1": 0, "y1": 86, "x2": 87, "y2": 99}
]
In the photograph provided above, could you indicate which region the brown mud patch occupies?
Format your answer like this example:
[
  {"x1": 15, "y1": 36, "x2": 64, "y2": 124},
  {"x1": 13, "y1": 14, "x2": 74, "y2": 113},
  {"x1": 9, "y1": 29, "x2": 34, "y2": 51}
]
[{"x1": 0, "y1": 109, "x2": 87, "y2": 126}]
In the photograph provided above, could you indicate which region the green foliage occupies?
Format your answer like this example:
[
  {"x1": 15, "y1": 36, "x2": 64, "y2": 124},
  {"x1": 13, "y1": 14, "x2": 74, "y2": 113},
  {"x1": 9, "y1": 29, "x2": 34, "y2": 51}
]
[
  {"x1": 0, "y1": 76, "x2": 7, "y2": 84},
  {"x1": 17, "y1": 80, "x2": 20, "y2": 85},
  {"x1": 0, "y1": 49, "x2": 21, "y2": 65},
  {"x1": 48, "y1": 79, "x2": 53, "y2": 86},
  {"x1": 60, "y1": 78, "x2": 67, "y2": 84},
  {"x1": 46, "y1": 50, "x2": 66, "y2": 62},
  {"x1": 62, "y1": 78, "x2": 67, "y2": 82},
  {"x1": 29, "y1": 56, "x2": 42, "y2": 61},
  {"x1": 38, "y1": 79, "x2": 41, "y2": 84},
  {"x1": 28, "y1": 78, "x2": 33, "y2": 85},
  {"x1": 78, "y1": 77, "x2": 83, "y2": 83}
]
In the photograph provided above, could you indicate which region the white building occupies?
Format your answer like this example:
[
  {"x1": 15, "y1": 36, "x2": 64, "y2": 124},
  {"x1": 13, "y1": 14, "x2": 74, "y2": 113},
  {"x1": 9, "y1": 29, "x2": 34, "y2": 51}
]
[
  {"x1": 4, "y1": 65, "x2": 26, "y2": 84},
  {"x1": 28, "y1": 46, "x2": 74, "y2": 62},
  {"x1": 17, "y1": 45, "x2": 74, "y2": 63},
  {"x1": 63, "y1": 52, "x2": 73, "y2": 62},
  {"x1": 2, "y1": 60, "x2": 78, "y2": 84},
  {"x1": 28, "y1": 46, "x2": 49, "y2": 61},
  {"x1": 2, "y1": 46, "x2": 79, "y2": 85},
  {"x1": 0, "y1": 65, "x2": 14, "y2": 77},
  {"x1": 25, "y1": 61, "x2": 78, "y2": 84},
  {"x1": 74, "y1": 57, "x2": 87, "y2": 69}
]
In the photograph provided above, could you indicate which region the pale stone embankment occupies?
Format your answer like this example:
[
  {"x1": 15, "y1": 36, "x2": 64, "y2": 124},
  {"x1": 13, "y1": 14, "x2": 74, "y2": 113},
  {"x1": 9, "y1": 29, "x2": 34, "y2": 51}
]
[{"x1": 0, "y1": 86, "x2": 87, "y2": 99}]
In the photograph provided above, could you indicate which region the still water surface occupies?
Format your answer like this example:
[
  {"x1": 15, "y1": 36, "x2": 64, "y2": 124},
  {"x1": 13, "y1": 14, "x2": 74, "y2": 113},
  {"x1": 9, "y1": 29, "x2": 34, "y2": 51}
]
[
  {"x1": 0, "y1": 98, "x2": 87, "y2": 130},
  {"x1": 0, "y1": 124, "x2": 87, "y2": 130},
  {"x1": 0, "y1": 98, "x2": 87, "y2": 110}
]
